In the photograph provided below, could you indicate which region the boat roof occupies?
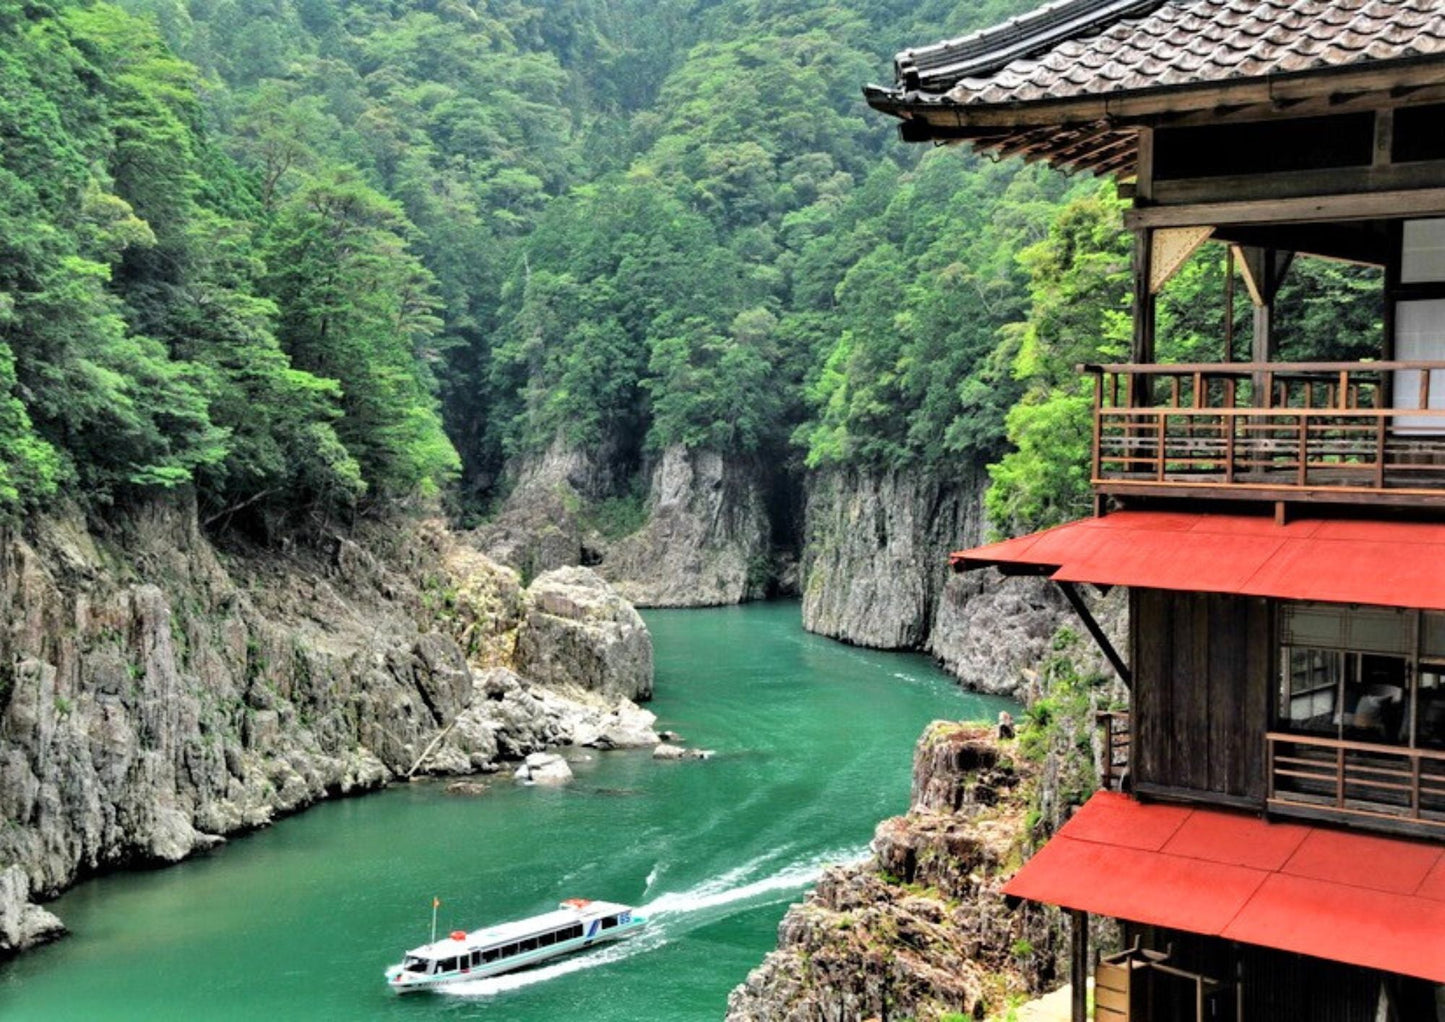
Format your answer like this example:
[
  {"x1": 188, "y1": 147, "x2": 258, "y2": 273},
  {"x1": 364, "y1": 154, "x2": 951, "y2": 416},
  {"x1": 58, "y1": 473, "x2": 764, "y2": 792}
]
[{"x1": 405, "y1": 900, "x2": 633, "y2": 958}]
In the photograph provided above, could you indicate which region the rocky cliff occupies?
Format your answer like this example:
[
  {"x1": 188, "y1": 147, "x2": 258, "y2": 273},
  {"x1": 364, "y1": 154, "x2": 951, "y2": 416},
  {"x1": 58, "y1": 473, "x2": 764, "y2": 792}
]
[
  {"x1": 801, "y1": 465, "x2": 1072, "y2": 700},
  {"x1": 725, "y1": 723, "x2": 1060, "y2": 1022},
  {"x1": 478, "y1": 443, "x2": 777, "y2": 607},
  {"x1": 473, "y1": 440, "x2": 616, "y2": 576},
  {"x1": 0, "y1": 499, "x2": 654, "y2": 952},
  {"x1": 601, "y1": 446, "x2": 772, "y2": 607},
  {"x1": 801, "y1": 466, "x2": 979, "y2": 651}
]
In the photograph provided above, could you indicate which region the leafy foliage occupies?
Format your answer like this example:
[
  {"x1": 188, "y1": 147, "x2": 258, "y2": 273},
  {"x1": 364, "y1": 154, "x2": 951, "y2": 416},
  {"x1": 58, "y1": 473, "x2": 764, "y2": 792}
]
[{"x1": 0, "y1": 0, "x2": 1390, "y2": 544}]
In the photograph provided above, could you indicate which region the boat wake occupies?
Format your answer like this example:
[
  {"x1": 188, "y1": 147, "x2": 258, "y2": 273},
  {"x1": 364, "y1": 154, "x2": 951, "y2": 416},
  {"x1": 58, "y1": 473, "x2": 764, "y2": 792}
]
[{"x1": 442, "y1": 845, "x2": 865, "y2": 999}]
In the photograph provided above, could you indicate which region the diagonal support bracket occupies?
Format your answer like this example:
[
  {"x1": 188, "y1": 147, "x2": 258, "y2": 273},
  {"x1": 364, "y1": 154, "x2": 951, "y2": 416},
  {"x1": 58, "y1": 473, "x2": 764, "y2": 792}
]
[{"x1": 1057, "y1": 581, "x2": 1132, "y2": 688}]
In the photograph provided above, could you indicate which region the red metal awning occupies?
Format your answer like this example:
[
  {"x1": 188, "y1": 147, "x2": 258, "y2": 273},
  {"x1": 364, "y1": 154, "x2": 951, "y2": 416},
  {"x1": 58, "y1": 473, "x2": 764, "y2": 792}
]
[
  {"x1": 1004, "y1": 792, "x2": 1445, "y2": 982},
  {"x1": 952, "y1": 511, "x2": 1445, "y2": 610}
]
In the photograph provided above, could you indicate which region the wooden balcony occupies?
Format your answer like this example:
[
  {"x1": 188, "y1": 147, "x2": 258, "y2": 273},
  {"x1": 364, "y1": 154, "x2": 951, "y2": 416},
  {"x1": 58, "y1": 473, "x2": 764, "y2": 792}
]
[
  {"x1": 1097, "y1": 710, "x2": 1131, "y2": 792},
  {"x1": 1086, "y1": 361, "x2": 1445, "y2": 507},
  {"x1": 1267, "y1": 731, "x2": 1445, "y2": 836}
]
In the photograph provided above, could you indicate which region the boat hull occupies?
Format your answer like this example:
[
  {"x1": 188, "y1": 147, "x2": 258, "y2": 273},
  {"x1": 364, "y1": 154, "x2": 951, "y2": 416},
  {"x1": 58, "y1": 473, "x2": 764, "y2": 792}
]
[{"x1": 385, "y1": 916, "x2": 646, "y2": 993}]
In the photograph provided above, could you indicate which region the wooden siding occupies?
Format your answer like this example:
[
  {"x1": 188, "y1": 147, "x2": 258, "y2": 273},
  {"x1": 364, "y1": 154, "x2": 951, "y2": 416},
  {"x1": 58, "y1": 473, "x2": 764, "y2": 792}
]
[
  {"x1": 1122, "y1": 925, "x2": 1424, "y2": 1022},
  {"x1": 1131, "y1": 589, "x2": 1272, "y2": 804}
]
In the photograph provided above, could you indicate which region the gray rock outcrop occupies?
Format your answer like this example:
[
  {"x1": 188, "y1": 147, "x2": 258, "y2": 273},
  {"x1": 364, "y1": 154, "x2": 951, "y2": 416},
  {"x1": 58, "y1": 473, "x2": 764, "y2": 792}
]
[
  {"x1": 602, "y1": 446, "x2": 771, "y2": 607},
  {"x1": 801, "y1": 464, "x2": 1125, "y2": 701},
  {"x1": 0, "y1": 866, "x2": 64, "y2": 953},
  {"x1": 514, "y1": 566, "x2": 653, "y2": 701},
  {"x1": 0, "y1": 500, "x2": 656, "y2": 954},
  {"x1": 801, "y1": 464, "x2": 985, "y2": 650},
  {"x1": 474, "y1": 441, "x2": 615, "y2": 575},
  {"x1": 725, "y1": 724, "x2": 1055, "y2": 1022},
  {"x1": 516, "y1": 752, "x2": 572, "y2": 785}
]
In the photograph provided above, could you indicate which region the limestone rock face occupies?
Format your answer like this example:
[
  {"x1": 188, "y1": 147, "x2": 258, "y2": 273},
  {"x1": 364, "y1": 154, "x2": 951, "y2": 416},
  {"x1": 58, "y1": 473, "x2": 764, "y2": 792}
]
[
  {"x1": 800, "y1": 465, "x2": 1119, "y2": 701},
  {"x1": 928, "y1": 571, "x2": 1067, "y2": 700},
  {"x1": 514, "y1": 566, "x2": 653, "y2": 701},
  {"x1": 473, "y1": 441, "x2": 615, "y2": 575},
  {"x1": 0, "y1": 500, "x2": 656, "y2": 955},
  {"x1": 801, "y1": 466, "x2": 985, "y2": 651},
  {"x1": 602, "y1": 446, "x2": 771, "y2": 608},
  {"x1": 0, "y1": 866, "x2": 64, "y2": 953},
  {"x1": 725, "y1": 723, "x2": 1057, "y2": 1022}
]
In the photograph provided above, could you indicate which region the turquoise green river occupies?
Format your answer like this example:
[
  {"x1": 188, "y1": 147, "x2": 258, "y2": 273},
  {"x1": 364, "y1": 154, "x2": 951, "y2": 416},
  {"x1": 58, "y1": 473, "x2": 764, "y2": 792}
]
[{"x1": 0, "y1": 601, "x2": 1015, "y2": 1021}]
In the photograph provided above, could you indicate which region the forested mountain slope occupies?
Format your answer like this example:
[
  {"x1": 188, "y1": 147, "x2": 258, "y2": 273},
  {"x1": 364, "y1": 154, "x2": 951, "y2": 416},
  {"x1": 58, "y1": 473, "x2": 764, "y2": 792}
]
[{"x1": 2, "y1": 0, "x2": 1381, "y2": 649}]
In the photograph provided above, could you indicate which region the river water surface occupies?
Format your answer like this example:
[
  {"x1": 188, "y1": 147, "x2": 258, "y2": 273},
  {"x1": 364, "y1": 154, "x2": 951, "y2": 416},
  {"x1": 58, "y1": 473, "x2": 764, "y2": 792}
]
[{"x1": 0, "y1": 601, "x2": 1015, "y2": 1021}]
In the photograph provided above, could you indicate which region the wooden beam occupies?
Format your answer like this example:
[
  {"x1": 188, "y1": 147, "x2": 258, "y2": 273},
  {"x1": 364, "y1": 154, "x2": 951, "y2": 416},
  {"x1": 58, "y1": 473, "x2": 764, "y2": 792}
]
[
  {"x1": 1071, "y1": 910, "x2": 1089, "y2": 1022},
  {"x1": 1131, "y1": 227, "x2": 1157, "y2": 404},
  {"x1": 1125, "y1": 187, "x2": 1445, "y2": 229},
  {"x1": 1374, "y1": 108, "x2": 1395, "y2": 167},
  {"x1": 1148, "y1": 159, "x2": 1445, "y2": 207},
  {"x1": 1136, "y1": 126, "x2": 1155, "y2": 201},
  {"x1": 1233, "y1": 246, "x2": 1293, "y2": 308},
  {"x1": 1058, "y1": 134, "x2": 1137, "y2": 174},
  {"x1": 1059, "y1": 581, "x2": 1132, "y2": 688}
]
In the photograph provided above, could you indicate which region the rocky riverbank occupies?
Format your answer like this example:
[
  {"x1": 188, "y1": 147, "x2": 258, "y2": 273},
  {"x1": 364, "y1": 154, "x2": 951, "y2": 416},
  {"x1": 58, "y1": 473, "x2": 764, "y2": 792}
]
[
  {"x1": 725, "y1": 723, "x2": 1062, "y2": 1022},
  {"x1": 474, "y1": 446, "x2": 1104, "y2": 704},
  {"x1": 0, "y1": 498, "x2": 656, "y2": 953}
]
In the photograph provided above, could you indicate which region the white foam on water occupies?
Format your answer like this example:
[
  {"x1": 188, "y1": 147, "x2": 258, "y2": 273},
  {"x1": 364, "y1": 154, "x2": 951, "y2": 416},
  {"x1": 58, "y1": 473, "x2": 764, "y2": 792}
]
[{"x1": 443, "y1": 845, "x2": 866, "y2": 1000}]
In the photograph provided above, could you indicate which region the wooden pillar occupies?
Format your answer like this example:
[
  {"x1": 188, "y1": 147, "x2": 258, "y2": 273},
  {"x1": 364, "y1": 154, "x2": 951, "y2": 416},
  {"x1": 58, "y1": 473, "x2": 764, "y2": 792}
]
[
  {"x1": 1071, "y1": 909, "x2": 1089, "y2": 1022},
  {"x1": 1235, "y1": 245, "x2": 1294, "y2": 405},
  {"x1": 1131, "y1": 228, "x2": 1157, "y2": 408}
]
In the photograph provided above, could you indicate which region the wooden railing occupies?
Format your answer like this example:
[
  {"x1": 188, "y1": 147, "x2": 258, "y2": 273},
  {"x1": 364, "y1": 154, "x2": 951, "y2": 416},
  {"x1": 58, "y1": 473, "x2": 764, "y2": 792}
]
[
  {"x1": 1085, "y1": 361, "x2": 1445, "y2": 504},
  {"x1": 1098, "y1": 710, "x2": 1131, "y2": 792},
  {"x1": 1266, "y1": 731, "x2": 1445, "y2": 833}
]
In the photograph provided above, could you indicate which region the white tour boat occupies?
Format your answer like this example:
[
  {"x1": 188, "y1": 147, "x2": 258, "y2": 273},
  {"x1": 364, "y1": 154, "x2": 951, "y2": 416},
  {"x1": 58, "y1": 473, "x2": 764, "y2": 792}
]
[{"x1": 384, "y1": 898, "x2": 646, "y2": 993}]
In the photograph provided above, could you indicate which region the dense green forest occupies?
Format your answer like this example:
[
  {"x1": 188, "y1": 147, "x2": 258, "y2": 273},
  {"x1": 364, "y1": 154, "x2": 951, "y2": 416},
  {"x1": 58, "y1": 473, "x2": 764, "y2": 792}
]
[{"x1": 0, "y1": 0, "x2": 1381, "y2": 539}]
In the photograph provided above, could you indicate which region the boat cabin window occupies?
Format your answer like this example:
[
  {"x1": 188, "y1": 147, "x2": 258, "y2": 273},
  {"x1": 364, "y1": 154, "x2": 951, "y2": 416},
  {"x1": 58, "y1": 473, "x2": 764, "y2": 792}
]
[
  {"x1": 439, "y1": 957, "x2": 458, "y2": 973},
  {"x1": 519, "y1": 937, "x2": 538, "y2": 953},
  {"x1": 469, "y1": 950, "x2": 481, "y2": 968},
  {"x1": 501, "y1": 942, "x2": 519, "y2": 958},
  {"x1": 600, "y1": 915, "x2": 619, "y2": 930},
  {"x1": 481, "y1": 948, "x2": 500, "y2": 963},
  {"x1": 539, "y1": 931, "x2": 556, "y2": 947},
  {"x1": 563, "y1": 923, "x2": 583, "y2": 941},
  {"x1": 402, "y1": 956, "x2": 431, "y2": 974}
]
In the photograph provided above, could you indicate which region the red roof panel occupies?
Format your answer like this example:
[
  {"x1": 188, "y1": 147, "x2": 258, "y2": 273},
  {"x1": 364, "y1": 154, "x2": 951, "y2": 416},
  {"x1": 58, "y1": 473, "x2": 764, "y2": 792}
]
[
  {"x1": 1223, "y1": 874, "x2": 1445, "y2": 981},
  {"x1": 953, "y1": 512, "x2": 1445, "y2": 611},
  {"x1": 1004, "y1": 792, "x2": 1445, "y2": 982}
]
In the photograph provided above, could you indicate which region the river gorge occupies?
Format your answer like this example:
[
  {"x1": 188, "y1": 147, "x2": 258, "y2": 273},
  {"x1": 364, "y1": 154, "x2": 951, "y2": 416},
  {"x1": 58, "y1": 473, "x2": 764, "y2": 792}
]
[{"x1": 0, "y1": 601, "x2": 1016, "y2": 1020}]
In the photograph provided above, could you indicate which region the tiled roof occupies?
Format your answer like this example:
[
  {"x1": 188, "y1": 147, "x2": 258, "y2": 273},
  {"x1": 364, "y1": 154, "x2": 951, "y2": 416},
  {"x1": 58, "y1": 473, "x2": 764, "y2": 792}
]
[{"x1": 937, "y1": 0, "x2": 1445, "y2": 106}]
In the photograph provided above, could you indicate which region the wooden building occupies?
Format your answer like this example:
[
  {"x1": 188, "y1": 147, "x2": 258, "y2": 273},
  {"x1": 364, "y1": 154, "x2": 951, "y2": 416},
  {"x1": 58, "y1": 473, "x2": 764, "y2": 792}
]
[{"x1": 866, "y1": 1, "x2": 1445, "y2": 1019}]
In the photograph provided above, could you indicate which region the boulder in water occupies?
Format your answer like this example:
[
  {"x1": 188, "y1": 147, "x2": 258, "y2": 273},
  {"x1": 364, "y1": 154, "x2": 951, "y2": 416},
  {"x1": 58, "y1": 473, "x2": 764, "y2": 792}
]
[{"x1": 516, "y1": 752, "x2": 573, "y2": 785}]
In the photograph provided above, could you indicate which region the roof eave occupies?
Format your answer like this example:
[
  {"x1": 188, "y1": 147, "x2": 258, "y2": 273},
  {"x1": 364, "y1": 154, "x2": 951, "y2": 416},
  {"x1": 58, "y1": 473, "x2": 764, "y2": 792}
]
[{"x1": 867, "y1": 53, "x2": 1445, "y2": 141}]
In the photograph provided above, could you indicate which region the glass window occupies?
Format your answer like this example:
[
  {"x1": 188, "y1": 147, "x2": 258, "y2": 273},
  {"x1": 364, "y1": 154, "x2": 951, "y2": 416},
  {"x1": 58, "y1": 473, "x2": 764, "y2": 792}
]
[
  {"x1": 1280, "y1": 645, "x2": 1411, "y2": 746},
  {"x1": 519, "y1": 937, "x2": 538, "y2": 952},
  {"x1": 600, "y1": 916, "x2": 618, "y2": 930},
  {"x1": 440, "y1": 957, "x2": 457, "y2": 973},
  {"x1": 1419, "y1": 663, "x2": 1445, "y2": 749},
  {"x1": 539, "y1": 931, "x2": 555, "y2": 946},
  {"x1": 1280, "y1": 648, "x2": 1344, "y2": 734},
  {"x1": 481, "y1": 948, "x2": 499, "y2": 963},
  {"x1": 502, "y1": 943, "x2": 518, "y2": 958}
]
